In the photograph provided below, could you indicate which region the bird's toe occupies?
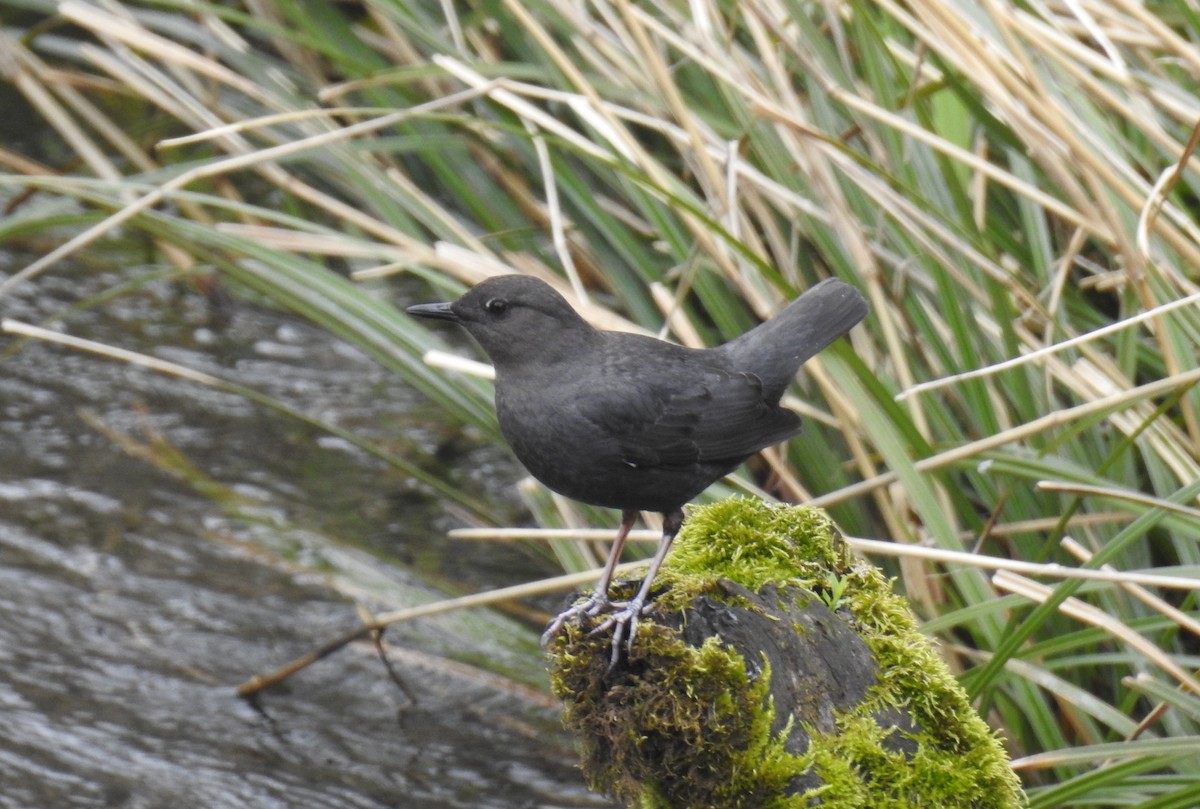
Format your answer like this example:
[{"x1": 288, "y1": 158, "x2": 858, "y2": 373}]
[
  {"x1": 588, "y1": 597, "x2": 647, "y2": 672},
  {"x1": 542, "y1": 592, "x2": 612, "y2": 646}
]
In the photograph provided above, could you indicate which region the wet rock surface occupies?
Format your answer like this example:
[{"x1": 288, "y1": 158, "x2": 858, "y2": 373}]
[{"x1": 0, "y1": 258, "x2": 604, "y2": 808}]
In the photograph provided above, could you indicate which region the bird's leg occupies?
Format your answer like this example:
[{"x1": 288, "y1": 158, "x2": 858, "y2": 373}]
[
  {"x1": 541, "y1": 509, "x2": 638, "y2": 645},
  {"x1": 592, "y1": 509, "x2": 684, "y2": 669}
]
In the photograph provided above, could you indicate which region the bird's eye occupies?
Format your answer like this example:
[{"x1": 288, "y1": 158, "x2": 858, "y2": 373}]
[{"x1": 485, "y1": 298, "x2": 508, "y2": 316}]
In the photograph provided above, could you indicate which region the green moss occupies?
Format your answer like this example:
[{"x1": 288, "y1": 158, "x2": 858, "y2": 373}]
[
  {"x1": 664, "y1": 497, "x2": 843, "y2": 587},
  {"x1": 550, "y1": 621, "x2": 807, "y2": 809},
  {"x1": 548, "y1": 498, "x2": 1026, "y2": 808},
  {"x1": 796, "y1": 559, "x2": 1026, "y2": 808},
  {"x1": 644, "y1": 498, "x2": 843, "y2": 620}
]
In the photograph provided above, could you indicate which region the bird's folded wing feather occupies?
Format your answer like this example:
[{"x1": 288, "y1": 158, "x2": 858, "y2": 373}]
[{"x1": 575, "y1": 367, "x2": 801, "y2": 468}]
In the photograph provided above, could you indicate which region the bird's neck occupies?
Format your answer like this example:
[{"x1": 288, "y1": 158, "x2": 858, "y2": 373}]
[{"x1": 491, "y1": 330, "x2": 602, "y2": 383}]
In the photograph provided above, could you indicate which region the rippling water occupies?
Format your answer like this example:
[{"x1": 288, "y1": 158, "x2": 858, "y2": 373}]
[{"x1": 0, "y1": 255, "x2": 607, "y2": 808}]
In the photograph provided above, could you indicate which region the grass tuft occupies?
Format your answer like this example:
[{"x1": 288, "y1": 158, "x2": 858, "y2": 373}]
[{"x1": 3, "y1": 0, "x2": 1200, "y2": 803}]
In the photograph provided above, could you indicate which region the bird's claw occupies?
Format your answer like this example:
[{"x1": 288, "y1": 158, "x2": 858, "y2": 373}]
[
  {"x1": 543, "y1": 590, "x2": 650, "y2": 672},
  {"x1": 541, "y1": 593, "x2": 611, "y2": 646},
  {"x1": 589, "y1": 597, "x2": 646, "y2": 671}
]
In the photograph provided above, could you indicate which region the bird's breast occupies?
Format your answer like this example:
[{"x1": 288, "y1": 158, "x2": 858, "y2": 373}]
[
  {"x1": 494, "y1": 377, "x2": 602, "y2": 471},
  {"x1": 492, "y1": 374, "x2": 728, "y2": 513}
]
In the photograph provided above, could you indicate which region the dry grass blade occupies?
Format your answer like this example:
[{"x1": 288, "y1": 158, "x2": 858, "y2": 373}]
[
  {"x1": 237, "y1": 563, "x2": 640, "y2": 696},
  {"x1": 897, "y1": 289, "x2": 1200, "y2": 400},
  {"x1": 3, "y1": 319, "x2": 226, "y2": 387},
  {"x1": 1061, "y1": 539, "x2": 1200, "y2": 642},
  {"x1": 994, "y1": 571, "x2": 1200, "y2": 695},
  {"x1": 7, "y1": 0, "x2": 1200, "y2": 801},
  {"x1": 0, "y1": 83, "x2": 498, "y2": 299}
]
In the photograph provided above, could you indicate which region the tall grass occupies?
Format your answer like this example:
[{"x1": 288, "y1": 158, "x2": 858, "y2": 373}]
[{"x1": 3, "y1": 0, "x2": 1200, "y2": 803}]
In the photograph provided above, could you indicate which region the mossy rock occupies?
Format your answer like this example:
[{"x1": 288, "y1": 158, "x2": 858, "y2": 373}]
[{"x1": 546, "y1": 498, "x2": 1026, "y2": 809}]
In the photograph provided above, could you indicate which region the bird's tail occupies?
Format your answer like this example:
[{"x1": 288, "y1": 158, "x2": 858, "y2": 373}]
[{"x1": 718, "y1": 278, "x2": 868, "y2": 403}]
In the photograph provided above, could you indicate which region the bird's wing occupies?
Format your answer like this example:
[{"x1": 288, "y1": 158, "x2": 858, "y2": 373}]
[{"x1": 575, "y1": 364, "x2": 801, "y2": 469}]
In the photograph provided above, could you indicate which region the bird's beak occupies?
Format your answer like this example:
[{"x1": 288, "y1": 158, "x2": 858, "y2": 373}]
[{"x1": 406, "y1": 301, "x2": 458, "y2": 322}]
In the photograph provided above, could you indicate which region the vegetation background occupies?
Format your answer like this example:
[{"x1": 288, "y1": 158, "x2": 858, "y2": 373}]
[{"x1": 3, "y1": 0, "x2": 1200, "y2": 806}]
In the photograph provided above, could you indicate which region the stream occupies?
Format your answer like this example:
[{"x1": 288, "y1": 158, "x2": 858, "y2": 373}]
[{"x1": 0, "y1": 249, "x2": 610, "y2": 808}]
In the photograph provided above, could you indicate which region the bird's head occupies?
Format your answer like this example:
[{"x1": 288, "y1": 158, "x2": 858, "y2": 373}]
[{"x1": 407, "y1": 275, "x2": 596, "y2": 369}]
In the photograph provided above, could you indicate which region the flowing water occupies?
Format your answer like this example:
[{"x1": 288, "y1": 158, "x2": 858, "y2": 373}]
[{"x1": 0, "y1": 250, "x2": 609, "y2": 808}]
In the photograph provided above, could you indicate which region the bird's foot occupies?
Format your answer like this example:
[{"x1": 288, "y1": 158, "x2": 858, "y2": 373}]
[
  {"x1": 540, "y1": 592, "x2": 611, "y2": 646},
  {"x1": 589, "y1": 596, "x2": 646, "y2": 671}
]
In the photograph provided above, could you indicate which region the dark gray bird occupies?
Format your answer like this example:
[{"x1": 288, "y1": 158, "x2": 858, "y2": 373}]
[{"x1": 408, "y1": 274, "x2": 867, "y2": 661}]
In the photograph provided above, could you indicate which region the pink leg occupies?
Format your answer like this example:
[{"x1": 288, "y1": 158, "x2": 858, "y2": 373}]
[
  {"x1": 593, "y1": 509, "x2": 684, "y2": 669},
  {"x1": 541, "y1": 509, "x2": 638, "y2": 645}
]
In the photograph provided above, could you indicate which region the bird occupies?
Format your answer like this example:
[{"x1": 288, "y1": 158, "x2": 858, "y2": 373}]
[{"x1": 407, "y1": 274, "x2": 868, "y2": 664}]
